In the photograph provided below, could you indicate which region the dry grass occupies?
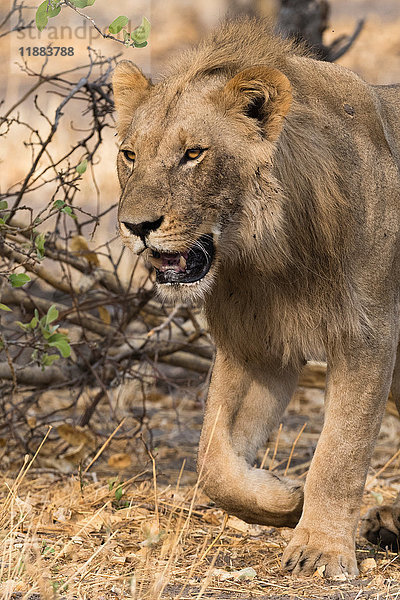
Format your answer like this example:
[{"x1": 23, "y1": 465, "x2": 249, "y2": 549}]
[
  {"x1": 1, "y1": 383, "x2": 400, "y2": 600},
  {"x1": 0, "y1": 467, "x2": 399, "y2": 599}
]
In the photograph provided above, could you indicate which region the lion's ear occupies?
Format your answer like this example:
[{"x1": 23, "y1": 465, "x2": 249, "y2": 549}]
[
  {"x1": 112, "y1": 60, "x2": 152, "y2": 138},
  {"x1": 220, "y1": 66, "x2": 292, "y2": 141}
]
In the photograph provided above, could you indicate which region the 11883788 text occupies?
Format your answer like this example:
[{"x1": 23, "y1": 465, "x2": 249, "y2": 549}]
[{"x1": 18, "y1": 47, "x2": 75, "y2": 57}]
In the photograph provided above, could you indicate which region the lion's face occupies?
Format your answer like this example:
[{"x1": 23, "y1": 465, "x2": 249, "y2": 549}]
[
  {"x1": 113, "y1": 62, "x2": 292, "y2": 302},
  {"x1": 117, "y1": 94, "x2": 240, "y2": 299}
]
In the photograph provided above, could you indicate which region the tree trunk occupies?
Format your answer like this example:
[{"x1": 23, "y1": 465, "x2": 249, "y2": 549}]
[
  {"x1": 276, "y1": 0, "x2": 364, "y2": 61},
  {"x1": 228, "y1": 0, "x2": 364, "y2": 62},
  {"x1": 277, "y1": 0, "x2": 330, "y2": 58}
]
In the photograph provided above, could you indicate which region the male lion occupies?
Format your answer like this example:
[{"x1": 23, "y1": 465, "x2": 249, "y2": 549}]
[{"x1": 112, "y1": 19, "x2": 400, "y2": 578}]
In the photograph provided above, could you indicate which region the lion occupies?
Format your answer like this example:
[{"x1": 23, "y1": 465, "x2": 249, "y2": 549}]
[{"x1": 112, "y1": 18, "x2": 400, "y2": 578}]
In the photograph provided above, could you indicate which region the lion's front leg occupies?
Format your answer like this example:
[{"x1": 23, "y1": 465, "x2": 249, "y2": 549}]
[
  {"x1": 198, "y1": 351, "x2": 303, "y2": 527},
  {"x1": 282, "y1": 337, "x2": 397, "y2": 578}
]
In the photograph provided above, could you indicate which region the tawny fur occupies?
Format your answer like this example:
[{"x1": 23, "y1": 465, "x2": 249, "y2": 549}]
[{"x1": 113, "y1": 19, "x2": 400, "y2": 578}]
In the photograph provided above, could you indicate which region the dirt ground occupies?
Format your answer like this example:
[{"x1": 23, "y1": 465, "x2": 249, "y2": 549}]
[{"x1": 2, "y1": 0, "x2": 400, "y2": 598}]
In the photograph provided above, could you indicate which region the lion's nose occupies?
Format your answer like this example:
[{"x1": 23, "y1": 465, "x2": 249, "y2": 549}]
[{"x1": 122, "y1": 216, "x2": 164, "y2": 238}]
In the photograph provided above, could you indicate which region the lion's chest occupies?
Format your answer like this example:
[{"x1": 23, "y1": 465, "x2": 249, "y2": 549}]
[{"x1": 204, "y1": 268, "x2": 328, "y2": 366}]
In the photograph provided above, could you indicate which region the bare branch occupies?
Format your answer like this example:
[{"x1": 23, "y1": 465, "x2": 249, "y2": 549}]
[
  {"x1": 0, "y1": 0, "x2": 34, "y2": 39},
  {"x1": 63, "y1": 0, "x2": 129, "y2": 47},
  {"x1": 0, "y1": 5, "x2": 209, "y2": 454},
  {"x1": 0, "y1": 362, "x2": 74, "y2": 385}
]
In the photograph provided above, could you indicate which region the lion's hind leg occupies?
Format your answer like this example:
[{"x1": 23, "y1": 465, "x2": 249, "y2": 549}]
[
  {"x1": 390, "y1": 342, "x2": 400, "y2": 417},
  {"x1": 363, "y1": 344, "x2": 400, "y2": 549},
  {"x1": 365, "y1": 344, "x2": 400, "y2": 549},
  {"x1": 198, "y1": 352, "x2": 303, "y2": 527},
  {"x1": 360, "y1": 494, "x2": 400, "y2": 551},
  {"x1": 360, "y1": 343, "x2": 400, "y2": 550}
]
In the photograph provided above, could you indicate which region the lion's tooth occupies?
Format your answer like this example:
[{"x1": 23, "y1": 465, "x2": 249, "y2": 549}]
[
  {"x1": 179, "y1": 255, "x2": 187, "y2": 269},
  {"x1": 149, "y1": 256, "x2": 163, "y2": 269}
]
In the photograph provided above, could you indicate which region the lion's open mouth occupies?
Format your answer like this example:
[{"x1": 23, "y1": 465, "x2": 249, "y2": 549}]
[{"x1": 148, "y1": 234, "x2": 214, "y2": 284}]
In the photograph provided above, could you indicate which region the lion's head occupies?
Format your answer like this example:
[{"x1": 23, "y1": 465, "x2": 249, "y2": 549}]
[{"x1": 113, "y1": 51, "x2": 292, "y2": 302}]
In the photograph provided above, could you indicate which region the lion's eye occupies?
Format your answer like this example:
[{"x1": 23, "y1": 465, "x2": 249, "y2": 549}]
[
  {"x1": 185, "y1": 148, "x2": 204, "y2": 161},
  {"x1": 123, "y1": 150, "x2": 136, "y2": 162}
]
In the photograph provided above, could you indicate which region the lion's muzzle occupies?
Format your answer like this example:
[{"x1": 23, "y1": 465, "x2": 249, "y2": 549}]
[{"x1": 148, "y1": 233, "x2": 215, "y2": 285}]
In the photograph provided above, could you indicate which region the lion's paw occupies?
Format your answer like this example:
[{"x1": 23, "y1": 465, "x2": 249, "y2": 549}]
[
  {"x1": 360, "y1": 503, "x2": 400, "y2": 551},
  {"x1": 282, "y1": 527, "x2": 358, "y2": 579}
]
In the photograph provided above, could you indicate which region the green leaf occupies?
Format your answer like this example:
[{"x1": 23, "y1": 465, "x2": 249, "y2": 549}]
[
  {"x1": 0, "y1": 213, "x2": 10, "y2": 225},
  {"x1": 131, "y1": 17, "x2": 150, "y2": 45},
  {"x1": 48, "y1": 335, "x2": 71, "y2": 358},
  {"x1": 9, "y1": 273, "x2": 31, "y2": 288},
  {"x1": 69, "y1": 0, "x2": 95, "y2": 7},
  {"x1": 53, "y1": 200, "x2": 77, "y2": 220},
  {"x1": 47, "y1": 332, "x2": 63, "y2": 343},
  {"x1": 16, "y1": 314, "x2": 38, "y2": 331},
  {"x1": 41, "y1": 353, "x2": 60, "y2": 367},
  {"x1": 115, "y1": 485, "x2": 123, "y2": 502},
  {"x1": 45, "y1": 305, "x2": 59, "y2": 326},
  {"x1": 15, "y1": 320, "x2": 29, "y2": 331},
  {"x1": 123, "y1": 29, "x2": 131, "y2": 46},
  {"x1": 35, "y1": 0, "x2": 61, "y2": 32},
  {"x1": 108, "y1": 16, "x2": 129, "y2": 35},
  {"x1": 40, "y1": 327, "x2": 51, "y2": 339},
  {"x1": 35, "y1": 233, "x2": 46, "y2": 260},
  {"x1": 29, "y1": 315, "x2": 39, "y2": 329},
  {"x1": 133, "y1": 41, "x2": 147, "y2": 48},
  {"x1": 76, "y1": 159, "x2": 88, "y2": 174},
  {"x1": 61, "y1": 206, "x2": 77, "y2": 219},
  {"x1": 0, "y1": 303, "x2": 11, "y2": 312},
  {"x1": 0, "y1": 201, "x2": 8, "y2": 210},
  {"x1": 108, "y1": 478, "x2": 117, "y2": 491},
  {"x1": 53, "y1": 199, "x2": 65, "y2": 210}
]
